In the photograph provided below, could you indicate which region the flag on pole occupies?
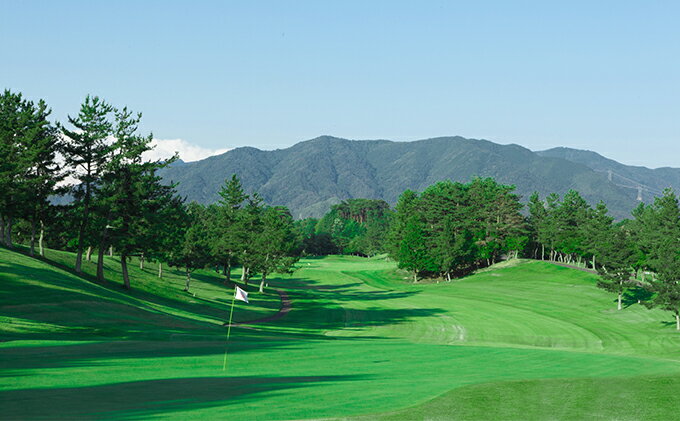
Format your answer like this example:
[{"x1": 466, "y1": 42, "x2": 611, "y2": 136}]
[{"x1": 234, "y1": 286, "x2": 249, "y2": 303}]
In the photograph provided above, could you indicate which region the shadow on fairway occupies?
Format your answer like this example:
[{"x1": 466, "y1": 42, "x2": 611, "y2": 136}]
[
  {"x1": 0, "y1": 338, "x2": 290, "y2": 372},
  {"x1": 3, "y1": 250, "x2": 266, "y2": 330},
  {"x1": 622, "y1": 287, "x2": 654, "y2": 309},
  {"x1": 0, "y1": 374, "x2": 365, "y2": 420},
  {"x1": 0, "y1": 263, "x2": 224, "y2": 341}
]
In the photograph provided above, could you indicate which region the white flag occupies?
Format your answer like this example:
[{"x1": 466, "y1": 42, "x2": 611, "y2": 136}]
[{"x1": 234, "y1": 286, "x2": 249, "y2": 303}]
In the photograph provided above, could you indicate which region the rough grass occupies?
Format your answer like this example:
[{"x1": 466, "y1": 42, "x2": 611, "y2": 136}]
[{"x1": 2, "y1": 249, "x2": 680, "y2": 420}]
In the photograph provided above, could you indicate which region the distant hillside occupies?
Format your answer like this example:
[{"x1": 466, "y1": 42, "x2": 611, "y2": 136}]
[
  {"x1": 537, "y1": 147, "x2": 680, "y2": 201},
  {"x1": 160, "y1": 136, "x2": 667, "y2": 219}
]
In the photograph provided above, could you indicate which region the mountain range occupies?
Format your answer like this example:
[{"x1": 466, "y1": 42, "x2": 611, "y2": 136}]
[{"x1": 159, "y1": 136, "x2": 680, "y2": 219}]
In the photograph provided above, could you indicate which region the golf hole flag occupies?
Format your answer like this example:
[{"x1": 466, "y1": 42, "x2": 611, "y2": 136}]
[
  {"x1": 234, "y1": 286, "x2": 249, "y2": 303},
  {"x1": 223, "y1": 285, "x2": 248, "y2": 371}
]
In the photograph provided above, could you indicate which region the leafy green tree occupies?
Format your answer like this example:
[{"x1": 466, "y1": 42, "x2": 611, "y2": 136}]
[
  {"x1": 254, "y1": 206, "x2": 300, "y2": 292},
  {"x1": 0, "y1": 90, "x2": 34, "y2": 247},
  {"x1": 527, "y1": 192, "x2": 547, "y2": 260},
  {"x1": 238, "y1": 193, "x2": 264, "y2": 286},
  {"x1": 636, "y1": 190, "x2": 680, "y2": 329},
  {"x1": 0, "y1": 90, "x2": 63, "y2": 252},
  {"x1": 397, "y1": 216, "x2": 436, "y2": 282},
  {"x1": 20, "y1": 99, "x2": 64, "y2": 257},
  {"x1": 168, "y1": 202, "x2": 212, "y2": 292},
  {"x1": 437, "y1": 215, "x2": 477, "y2": 280},
  {"x1": 583, "y1": 201, "x2": 614, "y2": 269},
  {"x1": 99, "y1": 107, "x2": 178, "y2": 289},
  {"x1": 61, "y1": 96, "x2": 114, "y2": 273},
  {"x1": 210, "y1": 175, "x2": 248, "y2": 284},
  {"x1": 596, "y1": 228, "x2": 635, "y2": 310},
  {"x1": 553, "y1": 190, "x2": 591, "y2": 264},
  {"x1": 316, "y1": 199, "x2": 392, "y2": 255}
]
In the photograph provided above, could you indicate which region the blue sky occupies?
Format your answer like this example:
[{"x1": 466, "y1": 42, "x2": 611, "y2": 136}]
[{"x1": 1, "y1": 1, "x2": 678, "y2": 167}]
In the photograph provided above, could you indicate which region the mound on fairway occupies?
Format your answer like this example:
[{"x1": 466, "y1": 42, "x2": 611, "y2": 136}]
[{"x1": 2, "y1": 248, "x2": 680, "y2": 420}]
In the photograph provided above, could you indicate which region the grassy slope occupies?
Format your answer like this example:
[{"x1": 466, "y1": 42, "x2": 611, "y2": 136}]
[{"x1": 2, "y1": 250, "x2": 680, "y2": 420}]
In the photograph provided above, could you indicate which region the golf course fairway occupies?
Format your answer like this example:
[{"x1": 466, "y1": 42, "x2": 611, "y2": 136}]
[{"x1": 2, "y1": 248, "x2": 680, "y2": 420}]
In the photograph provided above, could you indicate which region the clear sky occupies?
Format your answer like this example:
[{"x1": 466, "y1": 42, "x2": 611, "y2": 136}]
[{"x1": 1, "y1": 1, "x2": 678, "y2": 167}]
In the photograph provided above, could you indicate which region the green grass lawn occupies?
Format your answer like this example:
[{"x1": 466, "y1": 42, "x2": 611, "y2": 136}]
[{"x1": 2, "y1": 248, "x2": 680, "y2": 420}]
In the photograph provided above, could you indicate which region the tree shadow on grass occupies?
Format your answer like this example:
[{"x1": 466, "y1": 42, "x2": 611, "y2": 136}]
[
  {"x1": 622, "y1": 287, "x2": 654, "y2": 309},
  {"x1": 4, "y1": 250, "x2": 255, "y2": 328},
  {"x1": 0, "y1": 374, "x2": 365, "y2": 420},
  {"x1": 0, "y1": 337, "x2": 296, "y2": 373}
]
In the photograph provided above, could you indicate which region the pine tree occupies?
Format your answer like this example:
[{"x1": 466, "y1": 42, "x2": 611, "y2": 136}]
[
  {"x1": 100, "y1": 106, "x2": 179, "y2": 289},
  {"x1": 253, "y1": 206, "x2": 300, "y2": 293},
  {"x1": 0, "y1": 90, "x2": 33, "y2": 247},
  {"x1": 210, "y1": 175, "x2": 248, "y2": 284},
  {"x1": 596, "y1": 227, "x2": 635, "y2": 310},
  {"x1": 638, "y1": 190, "x2": 680, "y2": 329},
  {"x1": 238, "y1": 193, "x2": 264, "y2": 286},
  {"x1": 583, "y1": 201, "x2": 613, "y2": 269},
  {"x1": 20, "y1": 99, "x2": 64, "y2": 257},
  {"x1": 168, "y1": 202, "x2": 211, "y2": 292},
  {"x1": 397, "y1": 216, "x2": 435, "y2": 282},
  {"x1": 61, "y1": 96, "x2": 114, "y2": 273}
]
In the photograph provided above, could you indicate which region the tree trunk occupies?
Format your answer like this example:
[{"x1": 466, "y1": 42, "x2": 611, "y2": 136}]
[
  {"x1": 618, "y1": 291, "x2": 622, "y2": 310},
  {"x1": 109, "y1": 246, "x2": 113, "y2": 257},
  {"x1": 224, "y1": 264, "x2": 232, "y2": 285},
  {"x1": 676, "y1": 313, "x2": 680, "y2": 331},
  {"x1": 0, "y1": 215, "x2": 5, "y2": 246},
  {"x1": 96, "y1": 227, "x2": 110, "y2": 282},
  {"x1": 29, "y1": 218, "x2": 36, "y2": 257},
  {"x1": 75, "y1": 220, "x2": 87, "y2": 273},
  {"x1": 38, "y1": 219, "x2": 45, "y2": 257},
  {"x1": 259, "y1": 273, "x2": 267, "y2": 293},
  {"x1": 86, "y1": 246, "x2": 92, "y2": 262},
  {"x1": 241, "y1": 267, "x2": 249, "y2": 286},
  {"x1": 158, "y1": 262, "x2": 163, "y2": 278},
  {"x1": 592, "y1": 255, "x2": 596, "y2": 270},
  {"x1": 4, "y1": 216, "x2": 13, "y2": 248},
  {"x1": 121, "y1": 254, "x2": 130, "y2": 290},
  {"x1": 139, "y1": 254, "x2": 144, "y2": 270},
  {"x1": 413, "y1": 271, "x2": 417, "y2": 283},
  {"x1": 447, "y1": 272, "x2": 451, "y2": 282},
  {"x1": 184, "y1": 269, "x2": 191, "y2": 292}
]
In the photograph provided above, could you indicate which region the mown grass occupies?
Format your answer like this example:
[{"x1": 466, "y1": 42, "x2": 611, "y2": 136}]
[{"x1": 2, "y1": 249, "x2": 680, "y2": 420}]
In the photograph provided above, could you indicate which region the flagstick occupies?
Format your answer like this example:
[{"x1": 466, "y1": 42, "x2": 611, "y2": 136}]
[{"x1": 222, "y1": 291, "x2": 237, "y2": 371}]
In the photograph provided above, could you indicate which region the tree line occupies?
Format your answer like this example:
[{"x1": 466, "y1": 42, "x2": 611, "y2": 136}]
[
  {"x1": 387, "y1": 178, "x2": 680, "y2": 330},
  {"x1": 295, "y1": 198, "x2": 392, "y2": 257},
  {"x1": 2, "y1": 88, "x2": 679, "y2": 329},
  {"x1": 0, "y1": 90, "x2": 300, "y2": 291}
]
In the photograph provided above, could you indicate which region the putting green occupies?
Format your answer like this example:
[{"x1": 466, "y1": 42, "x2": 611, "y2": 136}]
[{"x1": 2, "y1": 249, "x2": 680, "y2": 419}]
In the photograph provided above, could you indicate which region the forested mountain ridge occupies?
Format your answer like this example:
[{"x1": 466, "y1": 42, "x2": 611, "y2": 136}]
[
  {"x1": 537, "y1": 147, "x2": 680, "y2": 201},
  {"x1": 159, "y1": 136, "x2": 669, "y2": 219}
]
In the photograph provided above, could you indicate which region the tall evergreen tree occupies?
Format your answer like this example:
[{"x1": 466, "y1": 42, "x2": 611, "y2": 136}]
[
  {"x1": 0, "y1": 90, "x2": 32, "y2": 247},
  {"x1": 596, "y1": 227, "x2": 635, "y2": 310},
  {"x1": 210, "y1": 175, "x2": 248, "y2": 284},
  {"x1": 61, "y1": 96, "x2": 114, "y2": 273},
  {"x1": 103, "y1": 107, "x2": 178, "y2": 289},
  {"x1": 168, "y1": 202, "x2": 211, "y2": 292},
  {"x1": 583, "y1": 201, "x2": 614, "y2": 269},
  {"x1": 21, "y1": 99, "x2": 64, "y2": 256},
  {"x1": 637, "y1": 190, "x2": 680, "y2": 329},
  {"x1": 254, "y1": 206, "x2": 300, "y2": 292}
]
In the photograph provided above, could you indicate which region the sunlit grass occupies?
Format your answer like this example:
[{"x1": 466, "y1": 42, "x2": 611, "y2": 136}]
[{"x1": 2, "y1": 248, "x2": 680, "y2": 419}]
